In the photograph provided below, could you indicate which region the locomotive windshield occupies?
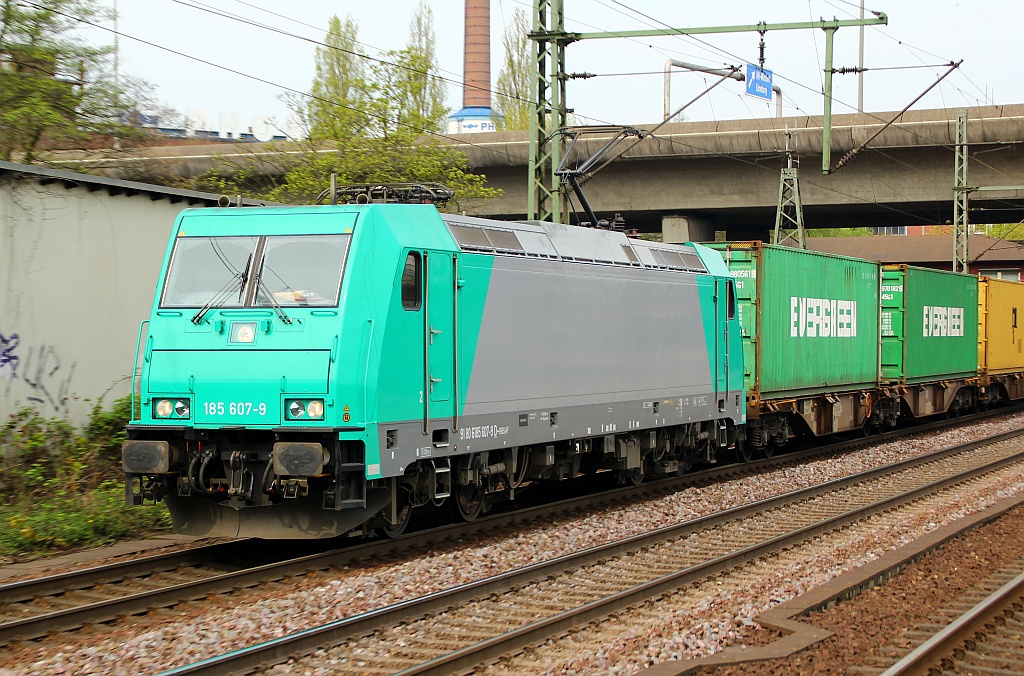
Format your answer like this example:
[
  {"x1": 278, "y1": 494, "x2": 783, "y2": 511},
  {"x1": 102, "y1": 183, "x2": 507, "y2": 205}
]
[
  {"x1": 161, "y1": 236, "x2": 256, "y2": 308},
  {"x1": 255, "y1": 235, "x2": 349, "y2": 307},
  {"x1": 161, "y1": 234, "x2": 350, "y2": 308}
]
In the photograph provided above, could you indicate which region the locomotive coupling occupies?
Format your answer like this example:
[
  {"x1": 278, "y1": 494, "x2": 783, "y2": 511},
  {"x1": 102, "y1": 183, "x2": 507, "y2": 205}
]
[
  {"x1": 273, "y1": 442, "x2": 329, "y2": 476},
  {"x1": 122, "y1": 440, "x2": 179, "y2": 474}
]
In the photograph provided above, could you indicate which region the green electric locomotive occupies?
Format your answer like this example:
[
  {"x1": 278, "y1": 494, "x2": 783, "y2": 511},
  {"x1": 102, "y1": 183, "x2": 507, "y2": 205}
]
[{"x1": 122, "y1": 192, "x2": 745, "y2": 538}]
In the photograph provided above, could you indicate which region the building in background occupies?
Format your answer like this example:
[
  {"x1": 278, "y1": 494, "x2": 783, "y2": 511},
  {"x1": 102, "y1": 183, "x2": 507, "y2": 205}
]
[{"x1": 807, "y1": 234, "x2": 1024, "y2": 280}]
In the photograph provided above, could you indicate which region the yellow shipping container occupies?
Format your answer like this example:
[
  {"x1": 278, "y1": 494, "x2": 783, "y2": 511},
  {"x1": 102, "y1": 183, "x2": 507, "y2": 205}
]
[{"x1": 978, "y1": 277, "x2": 1024, "y2": 375}]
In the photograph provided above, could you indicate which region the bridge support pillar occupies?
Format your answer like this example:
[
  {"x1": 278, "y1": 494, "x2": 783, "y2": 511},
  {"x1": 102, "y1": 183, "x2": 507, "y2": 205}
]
[{"x1": 662, "y1": 214, "x2": 715, "y2": 244}]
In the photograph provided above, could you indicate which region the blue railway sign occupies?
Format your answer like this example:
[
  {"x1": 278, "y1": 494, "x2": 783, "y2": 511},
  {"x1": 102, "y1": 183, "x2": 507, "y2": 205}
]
[{"x1": 745, "y1": 64, "x2": 773, "y2": 102}]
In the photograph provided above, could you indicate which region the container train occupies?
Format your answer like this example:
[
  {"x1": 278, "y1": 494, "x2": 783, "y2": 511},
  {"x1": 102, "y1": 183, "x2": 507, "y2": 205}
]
[{"x1": 121, "y1": 195, "x2": 1024, "y2": 539}]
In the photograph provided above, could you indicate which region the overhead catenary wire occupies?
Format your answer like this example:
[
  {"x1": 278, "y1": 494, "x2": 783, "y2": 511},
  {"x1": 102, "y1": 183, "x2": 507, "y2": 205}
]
[
  {"x1": 23, "y1": 0, "x2": 537, "y2": 166},
  {"x1": 173, "y1": 0, "x2": 537, "y2": 118},
  {"x1": 582, "y1": 0, "x2": 985, "y2": 161},
  {"x1": 574, "y1": 67, "x2": 741, "y2": 182},
  {"x1": 817, "y1": 0, "x2": 990, "y2": 106},
  {"x1": 178, "y1": 0, "x2": 629, "y2": 131},
  {"x1": 832, "y1": 60, "x2": 962, "y2": 173},
  {"x1": 167, "y1": 0, "x2": 985, "y2": 158},
  {"x1": 32, "y1": 0, "x2": 1016, "y2": 231},
  {"x1": 569, "y1": 0, "x2": 1012, "y2": 209}
]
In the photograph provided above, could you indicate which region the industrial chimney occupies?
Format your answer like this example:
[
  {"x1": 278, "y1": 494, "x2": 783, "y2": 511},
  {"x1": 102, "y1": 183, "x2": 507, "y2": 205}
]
[{"x1": 448, "y1": 0, "x2": 498, "y2": 133}]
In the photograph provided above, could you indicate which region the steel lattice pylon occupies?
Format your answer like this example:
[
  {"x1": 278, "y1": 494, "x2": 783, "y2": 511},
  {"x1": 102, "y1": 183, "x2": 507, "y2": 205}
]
[
  {"x1": 527, "y1": 0, "x2": 568, "y2": 224},
  {"x1": 953, "y1": 108, "x2": 969, "y2": 273},
  {"x1": 773, "y1": 130, "x2": 806, "y2": 248}
]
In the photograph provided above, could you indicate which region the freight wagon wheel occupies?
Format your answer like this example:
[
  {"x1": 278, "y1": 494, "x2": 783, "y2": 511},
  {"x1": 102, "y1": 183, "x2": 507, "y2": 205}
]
[
  {"x1": 761, "y1": 442, "x2": 775, "y2": 459},
  {"x1": 738, "y1": 440, "x2": 755, "y2": 463}
]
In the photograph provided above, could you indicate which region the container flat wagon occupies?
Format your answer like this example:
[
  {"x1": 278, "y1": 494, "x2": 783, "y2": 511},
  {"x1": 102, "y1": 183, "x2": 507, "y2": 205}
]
[
  {"x1": 978, "y1": 276, "x2": 1024, "y2": 402},
  {"x1": 881, "y1": 265, "x2": 980, "y2": 418},
  {"x1": 707, "y1": 241, "x2": 881, "y2": 449}
]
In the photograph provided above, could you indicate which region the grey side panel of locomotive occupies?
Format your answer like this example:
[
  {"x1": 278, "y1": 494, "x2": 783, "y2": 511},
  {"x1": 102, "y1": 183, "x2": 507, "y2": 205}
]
[{"x1": 464, "y1": 255, "x2": 714, "y2": 413}]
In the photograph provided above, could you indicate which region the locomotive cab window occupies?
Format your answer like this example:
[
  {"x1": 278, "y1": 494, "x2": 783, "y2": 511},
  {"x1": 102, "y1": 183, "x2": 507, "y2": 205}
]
[
  {"x1": 161, "y1": 236, "x2": 257, "y2": 308},
  {"x1": 401, "y1": 252, "x2": 421, "y2": 310},
  {"x1": 161, "y1": 234, "x2": 349, "y2": 308}
]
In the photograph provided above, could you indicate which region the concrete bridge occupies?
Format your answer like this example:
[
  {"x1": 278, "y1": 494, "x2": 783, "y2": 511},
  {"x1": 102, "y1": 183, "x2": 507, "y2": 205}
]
[
  {"x1": 453, "y1": 104, "x2": 1024, "y2": 240},
  {"x1": 60, "y1": 104, "x2": 1024, "y2": 240}
]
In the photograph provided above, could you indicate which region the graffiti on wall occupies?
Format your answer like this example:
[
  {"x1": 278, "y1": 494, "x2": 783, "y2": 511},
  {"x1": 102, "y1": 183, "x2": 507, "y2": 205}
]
[
  {"x1": 0, "y1": 329, "x2": 18, "y2": 381},
  {"x1": 1, "y1": 330, "x2": 76, "y2": 413},
  {"x1": 21, "y1": 344, "x2": 76, "y2": 412}
]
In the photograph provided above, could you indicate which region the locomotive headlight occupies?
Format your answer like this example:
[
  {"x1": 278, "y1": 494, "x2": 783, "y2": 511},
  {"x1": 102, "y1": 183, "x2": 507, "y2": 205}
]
[
  {"x1": 153, "y1": 398, "x2": 190, "y2": 419},
  {"x1": 230, "y1": 321, "x2": 257, "y2": 344},
  {"x1": 285, "y1": 399, "x2": 325, "y2": 420},
  {"x1": 155, "y1": 399, "x2": 173, "y2": 418}
]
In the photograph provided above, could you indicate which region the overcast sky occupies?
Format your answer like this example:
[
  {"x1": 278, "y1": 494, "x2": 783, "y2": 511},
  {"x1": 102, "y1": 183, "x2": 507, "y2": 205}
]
[{"x1": 101, "y1": 0, "x2": 1017, "y2": 137}]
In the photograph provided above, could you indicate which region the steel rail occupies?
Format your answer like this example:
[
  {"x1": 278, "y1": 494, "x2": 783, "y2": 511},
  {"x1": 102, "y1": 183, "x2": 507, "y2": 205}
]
[
  {"x1": 0, "y1": 540, "x2": 263, "y2": 603},
  {"x1": 156, "y1": 425, "x2": 1024, "y2": 675},
  {"x1": 880, "y1": 570, "x2": 1024, "y2": 676}
]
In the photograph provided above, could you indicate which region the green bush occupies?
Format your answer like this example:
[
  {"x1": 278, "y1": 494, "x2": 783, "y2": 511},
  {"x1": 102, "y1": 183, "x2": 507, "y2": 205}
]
[
  {"x1": 0, "y1": 482, "x2": 171, "y2": 555},
  {"x1": 0, "y1": 396, "x2": 172, "y2": 558}
]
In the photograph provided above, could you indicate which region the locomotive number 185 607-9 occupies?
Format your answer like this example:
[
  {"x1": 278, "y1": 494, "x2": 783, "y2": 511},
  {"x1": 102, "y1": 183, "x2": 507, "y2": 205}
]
[{"x1": 203, "y1": 401, "x2": 268, "y2": 416}]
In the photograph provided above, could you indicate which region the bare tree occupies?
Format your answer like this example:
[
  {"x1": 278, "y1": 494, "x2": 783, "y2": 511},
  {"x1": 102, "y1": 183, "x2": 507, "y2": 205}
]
[{"x1": 494, "y1": 8, "x2": 530, "y2": 131}]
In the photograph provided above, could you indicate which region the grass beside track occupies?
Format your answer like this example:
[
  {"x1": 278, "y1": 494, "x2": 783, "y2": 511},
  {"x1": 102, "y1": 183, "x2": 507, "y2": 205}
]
[{"x1": 0, "y1": 396, "x2": 171, "y2": 560}]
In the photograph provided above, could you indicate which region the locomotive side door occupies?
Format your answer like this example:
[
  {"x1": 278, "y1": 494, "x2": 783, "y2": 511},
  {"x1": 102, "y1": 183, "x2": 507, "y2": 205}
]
[
  {"x1": 425, "y1": 252, "x2": 454, "y2": 414},
  {"x1": 715, "y1": 277, "x2": 731, "y2": 409}
]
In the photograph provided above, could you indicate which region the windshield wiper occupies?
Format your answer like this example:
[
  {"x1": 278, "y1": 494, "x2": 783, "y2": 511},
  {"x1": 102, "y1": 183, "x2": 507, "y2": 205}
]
[
  {"x1": 191, "y1": 273, "x2": 244, "y2": 325},
  {"x1": 237, "y1": 253, "x2": 253, "y2": 304},
  {"x1": 252, "y1": 257, "x2": 292, "y2": 325},
  {"x1": 256, "y1": 278, "x2": 293, "y2": 325}
]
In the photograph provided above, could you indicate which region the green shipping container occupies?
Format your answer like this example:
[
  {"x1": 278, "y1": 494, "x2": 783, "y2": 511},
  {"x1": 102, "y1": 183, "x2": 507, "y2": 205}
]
[
  {"x1": 707, "y1": 242, "x2": 880, "y2": 400},
  {"x1": 880, "y1": 265, "x2": 978, "y2": 383}
]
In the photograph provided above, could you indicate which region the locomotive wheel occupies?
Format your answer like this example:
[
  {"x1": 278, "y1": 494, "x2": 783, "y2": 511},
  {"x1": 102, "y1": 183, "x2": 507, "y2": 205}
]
[
  {"x1": 451, "y1": 483, "x2": 484, "y2": 521},
  {"x1": 620, "y1": 456, "x2": 646, "y2": 486},
  {"x1": 380, "y1": 499, "x2": 413, "y2": 539},
  {"x1": 450, "y1": 455, "x2": 485, "y2": 521}
]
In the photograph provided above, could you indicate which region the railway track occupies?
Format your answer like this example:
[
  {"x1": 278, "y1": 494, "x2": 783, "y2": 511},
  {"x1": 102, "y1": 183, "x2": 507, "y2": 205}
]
[
  {"x1": 0, "y1": 539, "x2": 289, "y2": 644},
  {"x1": 880, "y1": 560, "x2": 1024, "y2": 675},
  {"x1": 2, "y1": 411, "x2": 1015, "y2": 659},
  {"x1": 0, "y1": 409, "x2": 1017, "y2": 651},
  {"x1": 153, "y1": 423, "x2": 1024, "y2": 675},
  {"x1": 2, "y1": 409, "x2": 1013, "y2": 648}
]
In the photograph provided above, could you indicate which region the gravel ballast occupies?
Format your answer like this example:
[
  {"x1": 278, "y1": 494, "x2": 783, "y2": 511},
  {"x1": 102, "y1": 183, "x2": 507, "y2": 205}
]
[{"x1": 1, "y1": 415, "x2": 1022, "y2": 675}]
